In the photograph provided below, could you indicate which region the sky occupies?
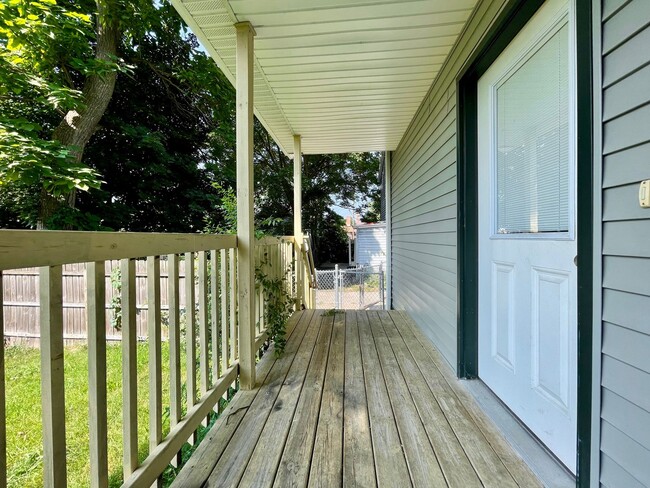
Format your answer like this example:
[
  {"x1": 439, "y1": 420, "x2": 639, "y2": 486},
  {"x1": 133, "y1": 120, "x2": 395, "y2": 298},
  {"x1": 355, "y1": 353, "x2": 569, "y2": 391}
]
[{"x1": 332, "y1": 204, "x2": 352, "y2": 218}]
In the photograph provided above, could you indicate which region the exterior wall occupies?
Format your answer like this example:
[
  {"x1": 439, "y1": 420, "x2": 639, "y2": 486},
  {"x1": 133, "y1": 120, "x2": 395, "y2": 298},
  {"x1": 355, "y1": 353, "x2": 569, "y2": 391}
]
[
  {"x1": 391, "y1": 0, "x2": 509, "y2": 368},
  {"x1": 391, "y1": 0, "x2": 650, "y2": 482},
  {"x1": 598, "y1": 1, "x2": 650, "y2": 486},
  {"x1": 355, "y1": 224, "x2": 387, "y2": 268}
]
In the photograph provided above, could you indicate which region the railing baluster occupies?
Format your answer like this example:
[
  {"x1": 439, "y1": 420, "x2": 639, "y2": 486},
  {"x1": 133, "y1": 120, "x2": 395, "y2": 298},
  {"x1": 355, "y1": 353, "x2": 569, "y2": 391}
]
[
  {"x1": 87, "y1": 261, "x2": 108, "y2": 488},
  {"x1": 147, "y1": 256, "x2": 162, "y2": 485},
  {"x1": 256, "y1": 245, "x2": 262, "y2": 336},
  {"x1": 0, "y1": 232, "x2": 241, "y2": 487},
  {"x1": 168, "y1": 255, "x2": 181, "y2": 428},
  {"x1": 39, "y1": 265, "x2": 67, "y2": 487},
  {"x1": 0, "y1": 272, "x2": 6, "y2": 488},
  {"x1": 229, "y1": 248, "x2": 237, "y2": 362},
  {"x1": 296, "y1": 240, "x2": 303, "y2": 309},
  {"x1": 121, "y1": 258, "x2": 138, "y2": 478},
  {"x1": 220, "y1": 249, "x2": 229, "y2": 371},
  {"x1": 210, "y1": 250, "x2": 220, "y2": 385},
  {"x1": 198, "y1": 251, "x2": 209, "y2": 426},
  {"x1": 185, "y1": 252, "x2": 196, "y2": 410}
]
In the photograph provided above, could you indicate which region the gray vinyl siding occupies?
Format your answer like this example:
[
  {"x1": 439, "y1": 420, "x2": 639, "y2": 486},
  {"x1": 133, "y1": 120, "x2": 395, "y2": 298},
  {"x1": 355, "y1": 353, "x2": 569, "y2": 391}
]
[
  {"x1": 390, "y1": 0, "x2": 509, "y2": 368},
  {"x1": 599, "y1": 0, "x2": 650, "y2": 486}
]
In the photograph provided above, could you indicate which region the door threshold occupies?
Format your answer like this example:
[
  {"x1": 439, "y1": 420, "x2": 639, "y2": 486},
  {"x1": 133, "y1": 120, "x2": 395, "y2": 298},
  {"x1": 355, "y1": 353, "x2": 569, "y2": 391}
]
[{"x1": 461, "y1": 379, "x2": 575, "y2": 488}]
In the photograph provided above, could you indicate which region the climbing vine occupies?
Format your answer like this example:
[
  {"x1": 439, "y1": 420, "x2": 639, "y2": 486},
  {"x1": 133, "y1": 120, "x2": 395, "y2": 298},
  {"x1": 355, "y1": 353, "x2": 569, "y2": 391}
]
[
  {"x1": 109, "y1": 266, "x2": 122, "y2": 330},
  {"x1": 255, "y1": 255, "x2": 293, "y2": 357}
]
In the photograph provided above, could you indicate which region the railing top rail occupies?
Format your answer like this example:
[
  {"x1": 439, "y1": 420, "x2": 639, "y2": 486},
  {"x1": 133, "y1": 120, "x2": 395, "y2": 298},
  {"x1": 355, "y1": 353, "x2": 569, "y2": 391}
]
[{"x1": 0, "y1": 230, "x2": 237, "y2": 271}]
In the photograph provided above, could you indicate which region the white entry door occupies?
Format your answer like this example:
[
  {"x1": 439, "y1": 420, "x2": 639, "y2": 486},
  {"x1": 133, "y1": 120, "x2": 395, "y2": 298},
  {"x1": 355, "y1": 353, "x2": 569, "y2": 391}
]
[{"x1": 477, "y1": 0, "x2": 577, "y2": 473}]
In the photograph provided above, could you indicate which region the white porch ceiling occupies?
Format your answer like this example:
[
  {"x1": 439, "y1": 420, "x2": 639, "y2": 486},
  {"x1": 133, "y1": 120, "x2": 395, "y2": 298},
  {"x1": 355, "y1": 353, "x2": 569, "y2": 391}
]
[{"x1": 172, "y1": 0, "x2": 478, "y2": 154}]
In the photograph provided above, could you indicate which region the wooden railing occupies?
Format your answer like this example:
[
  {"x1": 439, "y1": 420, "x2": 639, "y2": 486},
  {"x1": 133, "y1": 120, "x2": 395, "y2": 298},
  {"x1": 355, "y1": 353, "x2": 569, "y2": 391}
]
[
  {"x1": 302, "y1": 233, "x2": 317, "y2": 305},
  {"x1": 0, "y1": 230, "x2": 309, "y2": 487}
]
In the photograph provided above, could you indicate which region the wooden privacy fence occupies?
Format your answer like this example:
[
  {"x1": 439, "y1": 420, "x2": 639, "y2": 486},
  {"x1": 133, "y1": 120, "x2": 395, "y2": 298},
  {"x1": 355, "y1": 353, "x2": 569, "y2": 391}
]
[
  {"x1": 0, "y1": 230, "x2": 308, "y2": 488},
  {"x1": 2, "y1": 260, "x2": 191, "y2": 344}
]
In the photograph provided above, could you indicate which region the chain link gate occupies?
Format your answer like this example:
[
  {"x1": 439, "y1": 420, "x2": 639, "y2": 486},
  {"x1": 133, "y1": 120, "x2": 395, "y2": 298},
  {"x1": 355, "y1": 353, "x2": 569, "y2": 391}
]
[{"x1": 315, "y1": 265, "x2": 385, "y2": 310}]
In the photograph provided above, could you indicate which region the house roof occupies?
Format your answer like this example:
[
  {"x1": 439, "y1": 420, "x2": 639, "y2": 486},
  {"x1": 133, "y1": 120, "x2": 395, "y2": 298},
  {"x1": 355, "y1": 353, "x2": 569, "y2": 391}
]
[{"x1": 172, "y1": 0, "x2": 478, "y2": 155}]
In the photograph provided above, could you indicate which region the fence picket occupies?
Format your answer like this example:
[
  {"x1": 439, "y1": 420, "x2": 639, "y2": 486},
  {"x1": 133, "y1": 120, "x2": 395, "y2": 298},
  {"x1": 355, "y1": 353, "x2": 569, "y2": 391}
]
[
  {"x1": 185, "y1": 253, "x2": 196, "y2": 410},
  {"x1": 168, "y1": 255, "x2": 181, "y2": 428},
  {"x1": 39, "y1": 265, "x2": 67, "y2": 487},
  {"x1": 198, "y1": 252, "x2": 210, "y2": 426},
  {"x1": 87, "y1": 262, "x2": 108, "y2": 488},
  {"x1": 0, "y1": 273, "x2": 6, "y2": 488},
  {"x1": 210, "y1": 250, "x2": 220, "y2": 385},
  {"x1": 229, "y1": 248, "x2": 237, "y2": 362},
  {"x1": 220, "y1": 249, "x2": 229, "y2": 371},
  {"x1": 147, "y1": 256, "x2": 163, "y2": 487},
  {"x1": 121, "y1": 258, "x2": 138, "y2": 478}
]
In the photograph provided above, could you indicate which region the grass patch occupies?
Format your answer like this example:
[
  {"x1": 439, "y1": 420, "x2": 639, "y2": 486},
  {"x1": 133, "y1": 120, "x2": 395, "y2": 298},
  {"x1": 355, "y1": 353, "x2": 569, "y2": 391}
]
[{"x1": 5, "y1": 342, "x2": 231, "y2": 487}]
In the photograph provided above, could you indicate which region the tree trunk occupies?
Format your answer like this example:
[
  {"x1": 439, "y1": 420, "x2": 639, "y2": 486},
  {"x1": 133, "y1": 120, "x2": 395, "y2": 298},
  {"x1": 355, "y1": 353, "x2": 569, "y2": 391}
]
[{"x1": 38, "y1": 0, "x2": 120, "y2": 227}]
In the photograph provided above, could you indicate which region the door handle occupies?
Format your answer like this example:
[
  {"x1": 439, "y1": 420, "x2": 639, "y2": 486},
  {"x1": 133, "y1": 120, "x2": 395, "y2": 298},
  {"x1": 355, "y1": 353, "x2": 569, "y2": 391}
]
[{"x1": 573, "y1": 255, "x2": 578, "y2": 267}]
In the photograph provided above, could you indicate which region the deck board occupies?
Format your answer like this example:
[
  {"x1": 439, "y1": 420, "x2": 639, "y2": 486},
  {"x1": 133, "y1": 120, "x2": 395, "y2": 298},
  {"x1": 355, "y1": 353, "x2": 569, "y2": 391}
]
[
  {"x1": 357, "y1": 310, "x2": 412, "y2": 488},
  {"x1": 395, "y1": 311, "x2": 543, "y2": 488},
  {"x1": 369, "y1": 311, "x2": 446, "y2": 487},
  {"x1": 342, "y1": 312, "x2": 376, "y2": 488},
  {"x1": 203, "y1": 310, "x2": 320, "y2": 488},
  {"x1": 274, "y1": 314, "x2": 334, "y2": 488},
  {"x1": 238, "y1": 311, "x2": 326, "y2": 487},
  {"x1": 308, "y1": 311, "x2": 345, "y2": 487},
  {"x1": 378, "y1": 312, "x2": 482, "y2": 488},
  {"x1": 172, "y1": 310, "x2": 542, "y2": 488}
]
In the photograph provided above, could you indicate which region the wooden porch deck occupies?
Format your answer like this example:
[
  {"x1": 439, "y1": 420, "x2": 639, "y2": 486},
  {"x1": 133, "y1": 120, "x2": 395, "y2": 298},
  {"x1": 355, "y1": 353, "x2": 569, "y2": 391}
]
[{"x1": 172, "y1": 310, "x2": 542, "y2": 488}]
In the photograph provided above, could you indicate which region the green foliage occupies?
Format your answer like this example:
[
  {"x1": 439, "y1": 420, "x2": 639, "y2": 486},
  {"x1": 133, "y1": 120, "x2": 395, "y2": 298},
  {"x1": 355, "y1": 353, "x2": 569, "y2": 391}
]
[
  {"x1": 160, "y1": 386, "x2": 236, "y2": 486},
  {"x1": 0, "y1": 0, "x2": 380, "y2": 265},
  {"x1": 0, "y1": 0, "x2": 104, "y2": 204},
  {"x1": 0, "y1": 120, "x2": 98, "y2": 193},
  {"x1": 5, "y1": 341, "x2": 237, "y2": 487},
  {"x1": 254, "y1": 122, "x2": 381, "y2": 263},
  {"x1": 362, "y1": 187, "x2": 382, "y2": 223},
  {"x1": 255, "y1": 255, "x2": 293, "y2": 356},
  {"x1": 205, "y1": 183, "x2": 237, "y2": 234},
  {"x1": 6, "y1": 343, "x2": 169, "y2": 487},
  {"x1": 73, "y1": 1, "x2": 236, "y2": 232},
  {"x1": 109, "y1": 267, "x2": 122, "y2": 331}
]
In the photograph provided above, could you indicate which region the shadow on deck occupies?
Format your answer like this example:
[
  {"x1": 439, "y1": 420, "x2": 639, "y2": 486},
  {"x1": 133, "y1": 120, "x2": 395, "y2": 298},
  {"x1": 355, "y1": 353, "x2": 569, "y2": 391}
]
[{"x1": 172, "y1": 310, "x2": 542, "y2": 488}]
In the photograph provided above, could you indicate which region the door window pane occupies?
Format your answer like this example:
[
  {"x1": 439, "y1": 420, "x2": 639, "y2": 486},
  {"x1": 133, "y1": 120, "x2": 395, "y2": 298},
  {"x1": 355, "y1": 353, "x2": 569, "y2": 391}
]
[{"x1": 495, "y1": 24, "x2": 569, "y2": 235}]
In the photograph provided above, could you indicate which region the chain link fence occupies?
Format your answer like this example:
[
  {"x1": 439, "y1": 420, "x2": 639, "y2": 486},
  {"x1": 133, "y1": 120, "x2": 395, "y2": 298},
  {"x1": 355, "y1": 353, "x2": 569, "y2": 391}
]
[{"x1": 315, "y1": 265, "x2": 385, "y2": 310}]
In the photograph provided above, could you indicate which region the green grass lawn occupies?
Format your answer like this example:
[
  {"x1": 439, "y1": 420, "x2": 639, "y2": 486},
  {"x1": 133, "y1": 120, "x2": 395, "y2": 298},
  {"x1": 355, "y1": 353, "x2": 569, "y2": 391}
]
[{"x1": 5, "y1": 342, "x2": 227, "y2": 487}]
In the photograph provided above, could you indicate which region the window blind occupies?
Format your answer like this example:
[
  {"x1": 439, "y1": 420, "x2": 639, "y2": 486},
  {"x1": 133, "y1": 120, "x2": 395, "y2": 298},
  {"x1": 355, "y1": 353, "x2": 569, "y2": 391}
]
[{"x1": 495, "y1": 24, "x2": 569, "y2": 235}]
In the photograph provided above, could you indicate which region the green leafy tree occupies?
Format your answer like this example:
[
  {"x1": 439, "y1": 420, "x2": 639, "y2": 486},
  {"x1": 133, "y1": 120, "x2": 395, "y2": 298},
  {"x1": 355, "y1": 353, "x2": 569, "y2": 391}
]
[
  {"x1": 1, "y1": 0, "x2": 380, "y2": 266},
  {"x1": 0, "y1": 0, "x2": 104, "y2": 226},
  {"x1": 76, "y1": 2, "x2": 236, "y2": 232},
  {"x1": 254, "y1": 122, "x2": 381, "y2": 264},
  {"x1": 0, "y1": 0, "x2": 164, "y2": 227}
]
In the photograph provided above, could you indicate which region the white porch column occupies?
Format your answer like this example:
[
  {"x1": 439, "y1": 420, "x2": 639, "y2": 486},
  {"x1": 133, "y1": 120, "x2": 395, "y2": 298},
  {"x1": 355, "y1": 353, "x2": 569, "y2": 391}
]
[
  {"x1": 293, "y1": 135, "x2": 304, "y2": 308},
  {"x1": 235, "y1": 21, "x2": 256, "y2": 390},
  {"x1": 385, "y1": 151, "x2": 392, "y2": 310},
  {"x1": 293, "y1": 135, "x2": 302, "y2": 241}
]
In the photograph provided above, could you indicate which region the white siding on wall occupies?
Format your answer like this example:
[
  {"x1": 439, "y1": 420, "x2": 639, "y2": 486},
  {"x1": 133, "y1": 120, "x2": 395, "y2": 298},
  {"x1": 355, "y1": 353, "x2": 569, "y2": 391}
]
[
  {"x1": 355, "y1": 225, "x2": 386, "y2": 268},
  {"x1": 391, "y1": 0, "x2": 509, "y2": 369},
  {"x1": 599, "y1": 1, "x2": 650, "y2": 485}
]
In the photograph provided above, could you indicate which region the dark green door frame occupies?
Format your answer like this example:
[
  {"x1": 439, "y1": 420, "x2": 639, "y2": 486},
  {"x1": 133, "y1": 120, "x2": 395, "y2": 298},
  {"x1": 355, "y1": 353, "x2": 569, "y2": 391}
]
[{"x1": 456, "y1": 0, "x2": 593, "y2": 486}]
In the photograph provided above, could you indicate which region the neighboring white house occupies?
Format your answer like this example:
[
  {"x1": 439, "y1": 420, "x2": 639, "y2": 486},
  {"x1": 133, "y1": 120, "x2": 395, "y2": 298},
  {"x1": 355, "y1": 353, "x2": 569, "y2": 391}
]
[{"x1": 353, "y1": 222, "x2": 386, "y2": 269}]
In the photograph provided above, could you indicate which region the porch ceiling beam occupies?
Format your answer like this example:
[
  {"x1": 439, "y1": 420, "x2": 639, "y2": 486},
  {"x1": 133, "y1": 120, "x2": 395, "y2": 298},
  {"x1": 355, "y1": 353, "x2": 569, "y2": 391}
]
[{"x1": 235, "y1": 21, "x2": 256, "y2": 390}]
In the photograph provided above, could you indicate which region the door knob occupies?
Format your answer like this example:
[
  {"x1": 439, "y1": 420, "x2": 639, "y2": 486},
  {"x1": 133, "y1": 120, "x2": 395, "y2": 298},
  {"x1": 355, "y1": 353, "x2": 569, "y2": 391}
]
[{"x1": 573, "y1": 255, "x2": 578, "y2": 266}]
